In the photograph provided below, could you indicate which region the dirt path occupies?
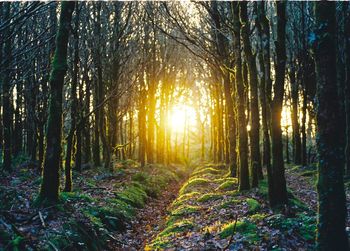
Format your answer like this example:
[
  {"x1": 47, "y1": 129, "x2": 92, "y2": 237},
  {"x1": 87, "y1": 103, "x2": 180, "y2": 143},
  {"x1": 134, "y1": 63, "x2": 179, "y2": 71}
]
[{"x1": 113, "y1": 180, "x2": 183, "y2": 250}]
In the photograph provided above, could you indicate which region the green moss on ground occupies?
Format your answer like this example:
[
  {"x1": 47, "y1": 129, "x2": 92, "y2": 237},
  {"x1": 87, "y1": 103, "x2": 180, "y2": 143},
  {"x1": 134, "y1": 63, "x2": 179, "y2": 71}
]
[
  {"x1": 197, "y1": 192, "x2": 223, "y2": 203},
  {"x1": 179, "y1": 177, "x2": 210, "y2": 194},
  {"x1": 219, "y1": 220, "x2": 258, "y2": 242},
  {"x1": 246, "y1": 198, "x2": 260, "y2": 213}
]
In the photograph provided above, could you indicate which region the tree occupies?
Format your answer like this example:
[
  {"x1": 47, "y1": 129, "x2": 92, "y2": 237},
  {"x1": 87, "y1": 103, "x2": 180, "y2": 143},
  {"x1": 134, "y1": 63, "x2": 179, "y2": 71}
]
[
  {"x1": 232, "y1": 2, "x2": 249, "y2": 191},
  {"x1": 240, "y1": 2, "x2": 262, "y2": 186},
  {"x1": 2, "y1": 2, "x2": 12, "y2": 172},
  {"x1": 39, "y1": 1, "x2": 75, "y2": 203},
  {"x1": 269, "y1": 1, "x2": 288, "y2": 207},
  {"x1": 314, "y1": 2, "x2": 349, "y2": 250}
]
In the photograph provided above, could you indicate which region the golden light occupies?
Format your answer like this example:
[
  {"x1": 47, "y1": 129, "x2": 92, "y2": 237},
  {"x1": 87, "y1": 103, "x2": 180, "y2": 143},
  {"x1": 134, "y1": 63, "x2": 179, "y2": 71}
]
[{"x1": 169, "y1": 104, "x2": 197, "y2": 133}]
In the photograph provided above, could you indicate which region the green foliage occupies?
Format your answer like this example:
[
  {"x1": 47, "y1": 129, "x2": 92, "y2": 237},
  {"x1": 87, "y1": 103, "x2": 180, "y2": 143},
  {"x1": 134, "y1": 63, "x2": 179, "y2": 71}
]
[
  {"x1": 197, "y1": 192, "x2": 223, "y2": 203},
  {"x1": 179, "y1": 177, "x2": 210, "y2": 194},
  {"x1": 246, "y1": 198, "x2": 260, "y2": 213},
  {"x1": 219, "y1": 220, "x2": 258, "y2": 242}
]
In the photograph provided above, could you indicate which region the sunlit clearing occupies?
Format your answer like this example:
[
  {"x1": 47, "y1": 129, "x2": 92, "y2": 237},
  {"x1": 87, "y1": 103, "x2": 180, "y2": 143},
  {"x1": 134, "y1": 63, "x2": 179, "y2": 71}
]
[{"x1": 170, "y1": 104, "x2": 197, "y2": 133}]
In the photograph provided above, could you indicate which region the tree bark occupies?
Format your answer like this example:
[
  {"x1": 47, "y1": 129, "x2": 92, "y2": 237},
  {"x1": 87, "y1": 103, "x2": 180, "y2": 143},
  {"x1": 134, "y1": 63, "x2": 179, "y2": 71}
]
[
  {"x1": 269, "y1": 1, "x2": 288, "y2": 207},
  {"x1": 240, "y1": 2, "x2": 262, "y2": 187},
  {"x1": 314, "y1": 2, "x2": 349, "y2": 250},
  {"x1": 39, "y1": 1, "x2": 75, "y2": 203},
  {"x1": 232, "y1": 2, "x2": 249, "y2": 191}
]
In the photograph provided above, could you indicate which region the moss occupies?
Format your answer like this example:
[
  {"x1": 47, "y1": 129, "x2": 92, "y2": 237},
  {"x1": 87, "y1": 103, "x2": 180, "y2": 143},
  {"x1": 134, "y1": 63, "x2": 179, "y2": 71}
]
[
  {"x1": 250, "y1": 213, "x2": 266, "y2": 222},
  {"x1": 266, "y1": 213, "x2": 316, "y2": 242},
  {"x1": 258, "y1": 179, "x2": 268, "y2": 198},
  {"x1": 197, "y1": 192, "x2": 223, "y2": 203},
  {"x1": 115, "y1": 184, "x2": 147, "y2": 208},
  {"x1": 192, "y1": 167, "x2": 222, "y2": 177},
  {"x1": 168, "y1": 205, "x2": 200, "y2": 225},
  {"x1": 216, "y1": 179, "x2": 237, "y2": 191},
  {"x1": 246, "y1": 198, "x2": 260, "y2": 213},
  {"x1": 159, "y1": 219, "x2": 194, "y2": 237},
  {"x1": 218, "y1": 198, "x2": 240, "y2": 209},
  {"x1": 179, "y1": 177, "x2": 210, "y2": 194},
  {"x1": 219, "y1": 220, "x2": 258, "y2": 242},
  {"x1": 171, "y1": 192, "x2": 200, "y2": 208},
  {"x1": 60, "y1": 192, "x2": 94, "y2": 203}
]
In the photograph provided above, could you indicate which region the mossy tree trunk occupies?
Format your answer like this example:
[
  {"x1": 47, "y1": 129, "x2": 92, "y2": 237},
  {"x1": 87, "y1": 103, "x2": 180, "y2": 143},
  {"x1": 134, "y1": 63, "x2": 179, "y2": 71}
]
[
  {"x1": 232, "y1": 2, "x2": 249, "y2": 191},
  {"x1": 39, "y1": 1, "x2": 75, "y2": 203},
  {"x1": 257, "y1": 2, "x2": 272, "y2": 172},
  {"x1": 240, "y1": 2, "x2": 262, "y2": 187},
  {"x1": 64, "y1": 3, "x2": 80, "y2": 192},
  {"x1": 269, "y1": 1, "x2": 288, "y2": 207},
  {"x1": 314, "y1": 2, "x2": 349, "y2": 250}
]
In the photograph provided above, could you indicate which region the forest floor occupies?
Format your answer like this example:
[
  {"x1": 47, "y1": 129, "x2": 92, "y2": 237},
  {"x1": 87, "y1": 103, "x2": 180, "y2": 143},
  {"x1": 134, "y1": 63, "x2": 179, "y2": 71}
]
[
  {"x1": 1, "y1": 160, "x2": 350, "y2": 250},
  {"x1": 0, "y1": 159, "x2": 188, "y2": 250},
  {"x1": 146, "y1": 163, "x2": 317, "y2": 250}
]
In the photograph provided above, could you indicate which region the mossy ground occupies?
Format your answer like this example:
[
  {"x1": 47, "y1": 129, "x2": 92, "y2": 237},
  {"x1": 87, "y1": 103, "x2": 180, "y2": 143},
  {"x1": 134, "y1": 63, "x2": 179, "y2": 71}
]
[
  {"x1": 0, "y1": 160, "x2": 187, "y2": 250},
  {"x1": 148, "y1": 162, "x2": 316, "y2": 250}
]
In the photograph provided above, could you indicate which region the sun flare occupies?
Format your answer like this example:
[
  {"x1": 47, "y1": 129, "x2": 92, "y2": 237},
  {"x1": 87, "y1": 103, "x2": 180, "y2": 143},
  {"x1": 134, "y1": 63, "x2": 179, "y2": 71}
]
[{"x1": 169, "y1": 104, "x2": 197, "y2": 133}]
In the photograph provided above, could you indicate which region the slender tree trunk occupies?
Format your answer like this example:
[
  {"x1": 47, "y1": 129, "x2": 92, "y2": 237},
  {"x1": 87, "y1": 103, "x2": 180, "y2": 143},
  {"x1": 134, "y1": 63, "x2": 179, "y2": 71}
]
[
  {"x1": 64, "y1": 4, "x2": 79, "y2": 191},
  {"x1": 39, "y1": 1, "x2": 75, "y2": 202},
  {"x1": 257, "y1": 2, "x2": 272, "y2": 174},
  {"x1": 240, "y1": 2, "x2": 261, "y2": 187},
  {"x1": 232, "y1": 2, "x2": 249, "y2": 191},
  {"x1": 290, "y1": 63, "x2": 302, "y2": 165},
  {"x1": 269, "y1": 1, "x2": 288, "y2": 207},
  {"x1": 2, "y1": 3, "x2": 12, "y2": 172}
]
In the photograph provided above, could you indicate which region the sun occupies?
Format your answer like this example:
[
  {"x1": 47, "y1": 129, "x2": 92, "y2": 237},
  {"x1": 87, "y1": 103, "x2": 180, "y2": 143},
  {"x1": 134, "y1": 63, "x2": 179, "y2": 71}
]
[{"x1": 169, "y1": 104, "x2": 197, "y2": 133}]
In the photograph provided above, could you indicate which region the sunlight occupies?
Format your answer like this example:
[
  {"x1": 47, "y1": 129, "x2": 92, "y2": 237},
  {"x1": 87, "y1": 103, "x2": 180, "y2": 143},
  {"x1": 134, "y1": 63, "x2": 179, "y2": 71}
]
[{"x1": 170, "y1": 104, "x2": 197, "y2": 133}]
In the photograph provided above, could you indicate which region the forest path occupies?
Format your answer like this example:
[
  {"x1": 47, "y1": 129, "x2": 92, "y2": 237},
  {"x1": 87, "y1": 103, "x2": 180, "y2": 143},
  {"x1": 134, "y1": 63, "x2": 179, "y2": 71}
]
[{"x1": 114, "y1": 179, "x2": 184, "y2": 250}]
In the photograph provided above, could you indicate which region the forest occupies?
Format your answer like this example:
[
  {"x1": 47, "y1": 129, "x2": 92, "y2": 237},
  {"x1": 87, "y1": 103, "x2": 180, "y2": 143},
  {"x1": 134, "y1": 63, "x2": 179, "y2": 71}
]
[{"x1": 0, "y1": 1, "x2": 349, "y2": 250}]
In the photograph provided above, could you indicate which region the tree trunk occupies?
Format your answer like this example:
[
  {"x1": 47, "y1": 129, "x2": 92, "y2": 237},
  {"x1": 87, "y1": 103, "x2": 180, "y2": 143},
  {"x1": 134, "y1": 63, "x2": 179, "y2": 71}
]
[
  {"x1": 269, "y1": 1, "x2": 288, "y2": 207},
  {"x1": 39, "y1": 1, "x2": 75, "y2": 203},
  {"x1": 240, "y1": 2, "x2": 262, "y2": 187},
  {"x1": 64, "y1": 4, "x2": 79, "y2": 192},
  {"x1": 232, "y1": 2, "x2": 249, "y2": 191},
  {"x1": 2, "y1": 3, "x2": 12, "y2": 172},
  {"x1": 290, "y1": 62, "x2": 302, "y2": 165},
  {"x1": 314, "y1": 2, "x2": 349, "y2": 250}
]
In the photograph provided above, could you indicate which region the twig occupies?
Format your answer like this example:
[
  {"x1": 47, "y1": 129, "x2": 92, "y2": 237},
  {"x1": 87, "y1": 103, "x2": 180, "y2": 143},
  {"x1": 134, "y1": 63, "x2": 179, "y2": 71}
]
[
  {"x1": 39, "y1": 211, "x2": 46, "y2": 228},
  {"x1": 224, "y1": 214, "x2": 238, "y2": 250}
]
